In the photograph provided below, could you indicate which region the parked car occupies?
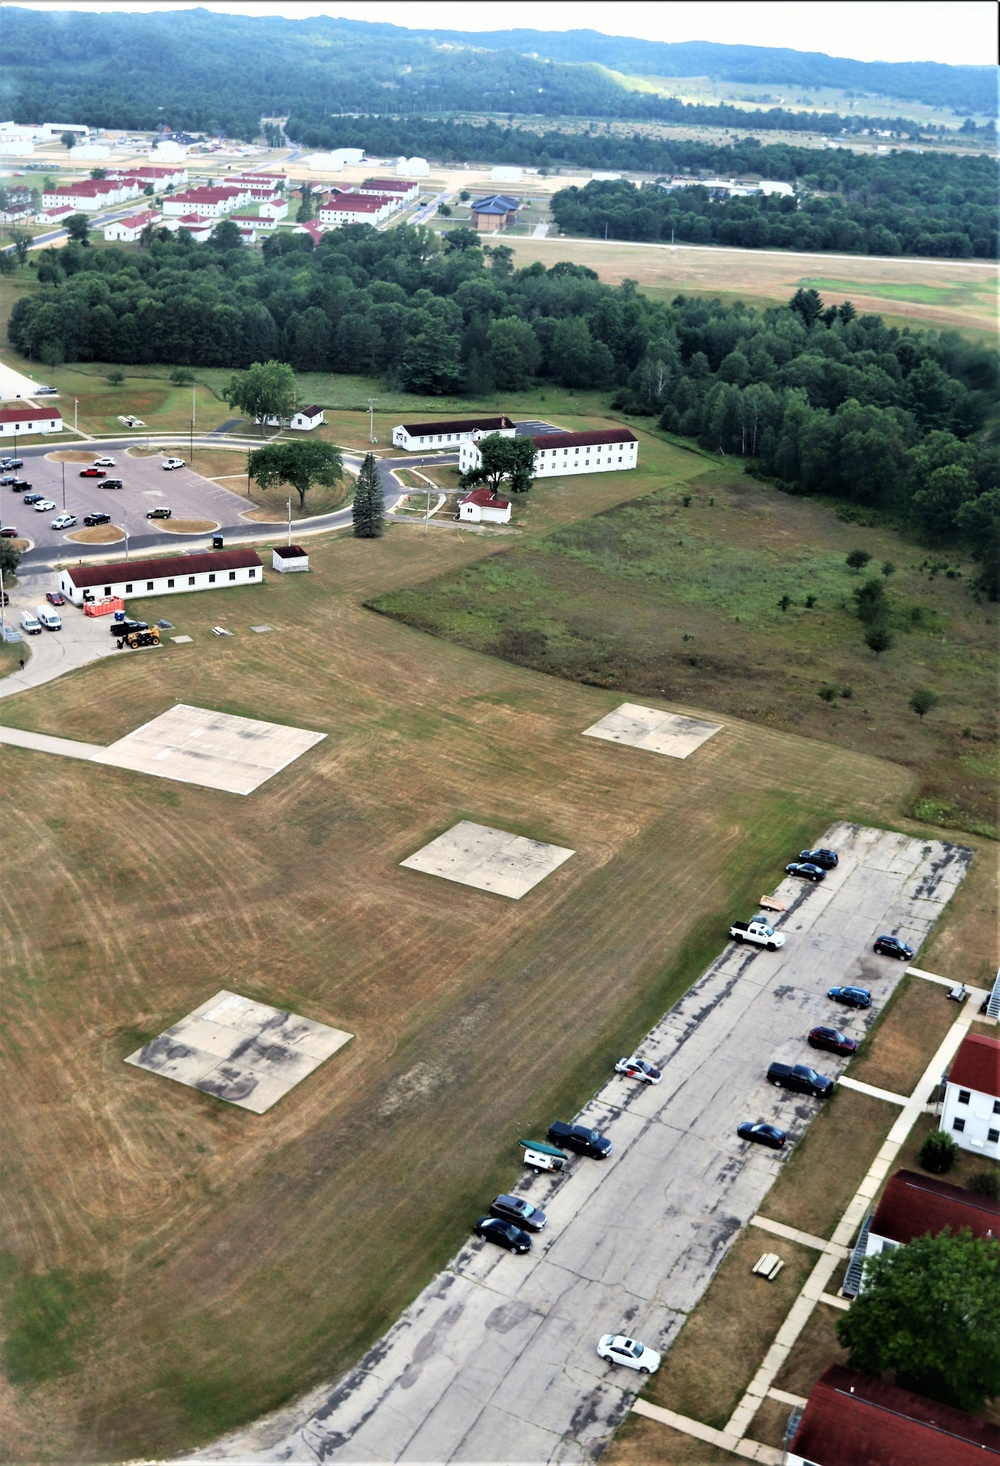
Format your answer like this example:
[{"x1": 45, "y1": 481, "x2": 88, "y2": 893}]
[
  {"x1": 0, "y1": 475, "x2": 16, "y2": 487},
  {"x1": 1, "y1": 458, "x2": 24, "y2": 470},
  {"x1": 798, "y1": 848, "x2": 839, "y2": 869},
  {"x1": 35, "y1": 386, "x2": 58, "y2": 395},
  {"x1": 19, "y1": 609, "x2": 42, "y2": 635},
  {"x1": 0, "y1": 525, "x2": 18, "y2": 538},
  {"x1": 597, "y1": 1335, "x2": 661, "y2": 1375},
  {"x1": 101, "y1": 478, "x2": 124, "y2": 490},
  {"x1": 11, "y1": 480, "x2": 31, "y2": 492},
  {"x1": 93, "y1": 456, "x2": 116, "y2": 467},
  {"x1": 873, "y1": 935, "x2": 914, "y2": 961},
  {"x1": 489, "y1": 1194, "x2": 547, "y2": 1232},
  {"x1": 109, "y1": 618, "x2": 147, "y2": 637},
  {"x1": 785, "y1": 861, "x2": 826, "y2": 883},
  {"x1": 146, "y1": 506, "x2": 172, "y2": 519},
  {"x1": 828, "y1": 986, "x2": 872, "y2": 1009},
  {"x1": 34, "y1": 499, "x2": 56, "y2": 512},
  {"x1": 547, "y1": 1121, "x2": 612, "y2": 1159},
  {"x1": 46, "y1": 591, "x2": 65, "y2": 606},
  {"x1": 36, "y1": 605, "x2": 61, "y2": 631},
  {"x1": 83, "y1": 511, "x2": 111, "y2": 527},
  {"x1": 766, "y1": 1061, "x2": 834, "y2": 1098},
  {"x1": 162, "y1": 457, "x2": 185, "y2": 470},
  {"x1": 737, "y1": 1121, "x2": 787, "y2": 1149},
  {"x1": 472, "y1": 1216, "x2": 532, "y2": 1254},
  {"x1": 614, "y1": 1056, "x2": 662, "y2": 1084},
  {"x1": 51, "y1": 513, "x2": 77, "y2": 530},
  {"x1": 79, "y1": 467, "x2": 106, "y2": 478},
  {"x1": 808, "y1": 1026, "x2": 857, "y2": 1056},
  {"x1": 22, "y1": 493, "x2": 43, "y2": 505},
  {"x1": 1, "y1": 590, "x2": 8, "y2": 605}
]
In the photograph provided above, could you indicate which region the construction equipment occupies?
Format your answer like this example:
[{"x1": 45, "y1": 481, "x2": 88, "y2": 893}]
[{"x1": 121, "y1": 627, "x2": 160, "y2": 649}]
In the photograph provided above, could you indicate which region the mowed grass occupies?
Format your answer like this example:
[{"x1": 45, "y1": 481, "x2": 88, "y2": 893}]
[
  {"x1": 845, "y1": 974, "x2": 960, "y2": 1097},
  {"x1": 0, "y1": 508, "x2": 918, "y2": 1462},
  {"x1": 371, "y1": 432, "x2": 998, "y2": 842}
]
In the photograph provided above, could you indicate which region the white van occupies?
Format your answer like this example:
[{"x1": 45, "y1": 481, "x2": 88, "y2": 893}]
[
  {"x1": 19, "y1": 610, "x2": 42, "y2": 635},
  {"x1": 36, "y1": 605, "x2": 61, "y2": 631}
]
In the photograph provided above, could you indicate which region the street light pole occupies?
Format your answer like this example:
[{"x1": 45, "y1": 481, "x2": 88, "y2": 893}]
[
  {"x1": 74, "y1": 398, "x2": 78, "y2": 432},
  {"x1": 61, "y1": 460, "x2": 65, "y2": 509},
  {"x1": 124, "y1": 509, "x2": 129, "y2": 562},
  {"x1": 192, "y1": 379, "x2": 196, "y2": 430},
  {"x1": 286, "y1": 496, "x2": 291, "y2": 547},
  {"x1": 367, "y1": 397, "x2": 377, "y2": 445}
]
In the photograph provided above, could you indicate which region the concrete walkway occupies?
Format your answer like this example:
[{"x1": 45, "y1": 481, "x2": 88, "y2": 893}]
[
  {"x1": 836, "y1": 1075, "x2": 909, "y2": 1105},
  {"x1": 748, "y1": 1215, "x2": 848, "y2": 1258},
  {"x1": 631, "y1": 1400, "x2": 781, "y2": 1464},
  {"x1": 0, "y1": 725, "x2": 101, "y2": 759}
]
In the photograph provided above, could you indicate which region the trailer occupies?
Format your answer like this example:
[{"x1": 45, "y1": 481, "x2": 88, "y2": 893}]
[{"x1": 519, "y1": 1138, "x2": 568, "y2": 1173}]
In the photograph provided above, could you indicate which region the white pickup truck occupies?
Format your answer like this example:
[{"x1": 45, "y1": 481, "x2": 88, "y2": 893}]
[{"x1": 729, "y1": 917, "x2": 785, "y2": 950}]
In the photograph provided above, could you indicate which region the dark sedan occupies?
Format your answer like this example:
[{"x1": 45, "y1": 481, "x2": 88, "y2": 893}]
[
  {"x1": 737, "y1": 1121, "x2": 787, "y2": 1150},
  {"x1": 799, "y1": 848, "x2": 839, "y2": 869},
  {"x1": 808, "y1": 1026, "x2": 858, "y2": 1055},
  {"x1": 785, "y1": 862, "x2": 826, "y2": 883},
  {"x1": 473, "y1": 1216, "x2": 532, "y2": 1254},
  {"x1": 828, "y1": 986, "x2": 872, "y2": 1009},
  {"x1": 874, "y1": 935, "x2": 914, "y2": 961}
]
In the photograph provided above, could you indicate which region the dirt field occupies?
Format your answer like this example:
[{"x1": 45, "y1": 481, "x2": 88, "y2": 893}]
[
  {"x1": 0, "y1": 474, "x2": 931, "y2": 1462},
  {"x1": 505, "y1": 237, "x2": 998, "y2": 336}
]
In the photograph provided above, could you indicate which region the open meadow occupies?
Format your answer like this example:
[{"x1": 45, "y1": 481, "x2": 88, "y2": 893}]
[{"x1": 4, "y1": 434, "x2": 987, "y2": 1460}]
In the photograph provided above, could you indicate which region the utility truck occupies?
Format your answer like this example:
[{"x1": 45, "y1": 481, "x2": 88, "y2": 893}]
[{"x1": 729, "y1": 917, "x2": 785, "y2": 950}]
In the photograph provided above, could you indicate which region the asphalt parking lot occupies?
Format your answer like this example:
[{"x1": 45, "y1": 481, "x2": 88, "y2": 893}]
[{"x1": 188, "y1": 822, "x2": 971, "y2": 1465}]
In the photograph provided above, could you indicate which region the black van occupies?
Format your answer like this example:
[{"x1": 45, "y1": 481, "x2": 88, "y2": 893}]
[{"x1": 766, "y1": 1062, "x2": 834, "y2": 1098}]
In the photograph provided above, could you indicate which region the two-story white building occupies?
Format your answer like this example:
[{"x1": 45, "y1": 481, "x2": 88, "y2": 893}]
[
  {"x1": 941, "y1": 1032, "x2": 1000, "y2": 1160},
  {"x1": 458, "y1": 427, "x2": 638, "y2": 478},
  {"x1": 393, "y1": 415, "x2": 515, "y2": 453},
  {"x1": 104, "y1": 210, "x2": 161, "y2": 243}
]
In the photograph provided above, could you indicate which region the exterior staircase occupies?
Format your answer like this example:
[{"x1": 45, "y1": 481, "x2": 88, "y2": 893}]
[{"x1": 842, "y1": 1208, "x2": 874, "y2": 1298}]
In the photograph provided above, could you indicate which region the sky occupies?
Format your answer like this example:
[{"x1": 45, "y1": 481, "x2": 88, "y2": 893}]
[{"x1": 7, "y1": 1, "x2": 998, "y2": 67}]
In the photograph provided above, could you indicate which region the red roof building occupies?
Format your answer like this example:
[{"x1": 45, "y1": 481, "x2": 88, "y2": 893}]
[
  {"x1": 949, "y1": 1034, "x2": 1000, "y2": 1098},
  {"x1": 941, "y1": 1033, "x2": 1000, "y2": 1162},
  {"x1": 0, "y1": 404, "x2": 64, "y2": 436},
  {"x1": 787, "y1": 1366, "x2": 1000, "y2": 1465},
  {"x1": 458, "y1": 488, "x2": 512, "y2": 524},
  {"x1": 59, "y1": 549, "x2": 262, "y2": 606},
  {"x1": 870, "y1": 1170, "x2": 999, "y2": 1245}
]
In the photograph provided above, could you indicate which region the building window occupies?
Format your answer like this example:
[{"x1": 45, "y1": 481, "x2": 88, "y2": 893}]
[
  {"x1": 125, "y1": 583, "x2": 133, "y2": 593},
  {"x1": 104, "y1": 586, "x2": 111, "y2": 595},
  {"x1": 959, "y1": 1089, "x2": 971, "y2": 1105},
  {"x1": 146, "y1": 581, "x2": 154, "y2": 591},
  {"x1": 209, "y1": 573, "x2": 216, "y2": 583},
  {"x1": 989, "y1": 1129, "x2": 999, "y2": 1144},
  {"x1": 167, "y1": 578, "x2": 175, "y2": 588},
  {"x1": 188, "y1": 576, "x2": 195, "y2": 585},
  {"x1": 953, "y1": 1118, "x2": 966, "y2": 1132},
  {"x1": 249, "y1": 568, "x2": 256, "y2": 577},
  {"x1": 228, "y1": 571, "x2": 236, "y2": 580},
  {"x1": 993, "y1": 1101, "x2": 1000, "y2": 1115}
]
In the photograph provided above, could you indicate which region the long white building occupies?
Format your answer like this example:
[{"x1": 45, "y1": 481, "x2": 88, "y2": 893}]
[
  {"x1": 459, "y1": 427, "x2": 638, "y2": 478},
  {"x1": 59, "y1": 548, "x2": 263, "y2": 606},
  {"x1": 393, "y1": 415, "x2": 516, "y2": 453}
]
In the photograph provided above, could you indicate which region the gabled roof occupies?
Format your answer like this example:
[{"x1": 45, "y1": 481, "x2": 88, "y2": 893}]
[
  {"x1": 293, "y1": 405, "x2": 323, "y2": 419},
  {"x1": 0, "y1": 405, "x2": 62, "y2": 423},
  {"x1": 461, "y1": 488, "x2": 511, "y2": 509},
  {"x1": 401, "y1": 416, "x2": 513, "y2": 437},
  {"x1": 65, "y1": 548, "x2": 261, "y2": 589},
  {"x1": 296, "y1": 220, "x2": 324, "y2": 244},
  {"x1": 532, "y1": 428, "x2": 637, "y2": 449},
  {"x1": 947, "y1": 1034, "x2": 1000, "y2": 1098},
  {"x1": 791, "y1": 1365, "x2": 1000, "y2": 1465},
  {"x1": 871, "y1": 1170, "x2": 1000, "y2": 1245}
]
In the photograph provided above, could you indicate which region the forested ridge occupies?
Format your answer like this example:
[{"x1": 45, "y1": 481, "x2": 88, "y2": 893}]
[
  {"x1": 8, "y1": 225, "x2": 997, "y2": 589},
  {"x1": 4, "y1": 9, "x2": 993, "y2": 140}
]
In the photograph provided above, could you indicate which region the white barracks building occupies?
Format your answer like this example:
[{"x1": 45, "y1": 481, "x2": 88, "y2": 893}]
[{"x1": 459, "y1": 427, "x2": 638, "y2": 478}]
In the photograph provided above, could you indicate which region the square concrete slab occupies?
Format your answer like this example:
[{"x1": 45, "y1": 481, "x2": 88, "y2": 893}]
[
  {"x1": 125, "y1": 990, "x2": 352, "y2": 1113},
  {"x1": 250, "y1": 624, "x2": 273, "y2": 633},
  {"x1": 582, "y1": 703, "x2": 722, "y2": 758},
  {"x1": 400, "y1": 820, "x2": 575, "y2": 899},
  {"x1": 91, "y1": 702, "x2": 325, "y2": 795}
]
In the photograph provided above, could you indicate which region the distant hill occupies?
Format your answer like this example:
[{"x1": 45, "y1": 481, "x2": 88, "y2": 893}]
[{"x1": 3, "y1": 8, "x2": 993, "y2": 139}]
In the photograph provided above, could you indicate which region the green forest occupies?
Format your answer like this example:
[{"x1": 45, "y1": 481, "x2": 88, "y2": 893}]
[
  {"x1": 8, "y1": 224, "x2": 997, "y2": 590},
  {"x1": 4, "y1": 9, "x2": 994, "y2": 140}
]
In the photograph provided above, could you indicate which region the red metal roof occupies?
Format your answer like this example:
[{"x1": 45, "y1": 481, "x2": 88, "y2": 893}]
[
  {"x1": 531, "y1": 428, "x2": 637, "y2": 449},
  {"x1": 401, "y1": 416, "x2": 513, "y2": 436},
  {"x1": 65, "y1": 548, "x2": 261, "y2": 589},
  {"x1": 461, "y1": 489, "x2": 511, "y2": 508},
  {"x1": 948, "y1": 1034, "x2": 1000, "y2": 1099},
  {"x1": 0, "y1": 405, "x2": 61, "y2": 423},
  {"x1": 792, "y1": 1366, "x2": 1000, "y2": 1465},
  {"x1": 871, "y1": 1170, "x2": 1000, "y2": 1246}
]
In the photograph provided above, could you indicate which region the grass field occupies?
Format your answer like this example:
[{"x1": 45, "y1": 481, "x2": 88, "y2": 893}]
[
  {"x1": 371, "y1": 426, "x2": 998, "y2": 845},
  {"x1": 1, "y1": 480, "x2": 936, "y2": 1462}
]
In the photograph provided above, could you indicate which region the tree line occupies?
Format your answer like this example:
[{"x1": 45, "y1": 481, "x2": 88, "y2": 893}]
[
  {"x1": 550, "y1": 168, "x2": 996, "y2": 259},
  {"x1": 7, "y1": 222, "x2": 997, "y2": 590}
]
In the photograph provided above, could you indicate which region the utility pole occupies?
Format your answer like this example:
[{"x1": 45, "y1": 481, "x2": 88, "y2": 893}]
[
  {"x1": 74, "y1": 398, "x2": 78, "y2": 432},
  {"x1": 286, "y1": 496, "x2": 291, "y2": 546},
  {"x1": 124, "y1": 509, "x2": 129, "y2": 562},
  {"x1": 192, "y1": 379, "x2": 196, "y2": 429},
  {"x1": 367, "y1": 397, "x2": 377, "y2": 445},
  {"x1": 61, "y1": 460, "x2": 65, "y2": 509}
]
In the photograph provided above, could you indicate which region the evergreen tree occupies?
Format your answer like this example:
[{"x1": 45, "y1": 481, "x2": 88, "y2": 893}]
[{"x1": 352, "y1": 452, "x2": 384, "y2": 538}]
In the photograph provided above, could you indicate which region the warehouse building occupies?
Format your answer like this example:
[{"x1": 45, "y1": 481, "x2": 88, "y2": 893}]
[{"x1": 59, "y1": 548, "x2": 263, "y2": 606}]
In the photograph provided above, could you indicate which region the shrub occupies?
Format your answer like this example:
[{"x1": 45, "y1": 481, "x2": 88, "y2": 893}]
[
  {"x1": 909, "y1": 687, "x2": 940, "y2": 720},
  {"x1": 818, "y1": 685, "x2": 838, "y2": 702},
  {"x1": 846, "y1": 548, "x2": 872, "y2": 571},
  {"x1": 918, "y1": 1129, "x2": 957, "y2": 1174},
  {"x1": 968, "y1": 1170, "x2": 1000, "y2": 1199}
]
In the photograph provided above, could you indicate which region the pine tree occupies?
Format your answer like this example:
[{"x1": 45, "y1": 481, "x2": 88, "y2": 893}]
[{"x1": 353, "y1": 453, "x2": 384, "y2": 539}]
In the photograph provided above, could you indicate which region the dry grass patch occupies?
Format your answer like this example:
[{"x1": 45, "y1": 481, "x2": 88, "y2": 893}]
[
  {"x1": 750, "y1": 1395, "x2": 800, "y2": 1452},
  {"x1": 646, "y1": 1229, "x2": 815, "y2": 1429},
  {"x1": 846, "y1": 974, "x2": 960, "y2": 1097},
  {"x1": 920, "y1": 839, "x2": 1000, "y2": 985},
  {"x1": 602, "y1": 1415, "x2": 735, "y2": 1465},
  {"x1": 772, "y1": 1303, "x2": 850, "y2": 1399},
  {"x1": 158, "y1": 519, "x2": 219, "y2": 535},
  {"x1": 762, "y1": 1089, "x2": 895, "y2": 1240},
  {"x1": 66, "y1": 525, "x2": 124, "y2": 544},
  {"x1": 47, "y1": 450, "x2": 99, "y2": 464}
]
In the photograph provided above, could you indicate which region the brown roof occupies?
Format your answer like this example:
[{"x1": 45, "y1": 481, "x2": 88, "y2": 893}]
[
  {"x1": 401, "y1": 416, "x2": 513, "y2": 437},
  {"x1": 462, "y1": 488, "x2": 511, "y2": 508},
  {"x1": 948, "y1": 1034, "x2": 1000, "y2": 1099},
  {"x1": 871, "y1": 1170, "x2": 1000, "y2": 1246},
  {"x1": 0, "y1": 406, "x2": 61, "y2": 423},
  {"x1": 274, "y1": 544, "x2": 307, "y2": 558},
  {"x1": 792, "y1": 1366, "x2": 1000, "y2": 1464},
  {"x1": 65, "y1": 548, "x2": 261, "y2": 589},
  {"x1": 531, "y1": 428, "x2": 637, "y2": 449}
]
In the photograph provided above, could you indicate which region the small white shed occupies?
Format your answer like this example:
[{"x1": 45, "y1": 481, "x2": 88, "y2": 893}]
[
  {"x1": 272, "y1": 544, "x2": 309, "y2": 573},
  {"x1": 458, "y1": 489, "x2": 511, "y2": 525},
  {"x1": 289, "y1": 406, "x2": 324, "y2": 431}
]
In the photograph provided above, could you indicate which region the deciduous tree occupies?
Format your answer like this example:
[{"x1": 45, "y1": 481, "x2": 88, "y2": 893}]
[
  {"x1": 65, "y1": 214, "x2": 90, "y2": 245},
  {"x1": 248, "y1": 439, "x2": 343, "y2": 511},
  {"x1": 224, "y1": 359, "x2": 296, "y2": 436},
  {"x1": 460, "y1": 432, "x2": 535, "y2": 496}
]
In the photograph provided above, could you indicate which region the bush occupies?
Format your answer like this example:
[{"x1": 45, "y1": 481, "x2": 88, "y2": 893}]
[
  {"x1": 918, "y1": 1129, "x2": 958, "y2": 1174},
  {"x1": 106, "y1": 368, "x2": 125, "y2": 385},
  {"x1": 846, "y1": 548, "x2": 872, "y2": 572},
  {"x1": 968, "y1": 1169, "x2": 1000, "y2": 1199},
  {"x1": 818, "y1": 684, "x2": 837, "y2": 702}
]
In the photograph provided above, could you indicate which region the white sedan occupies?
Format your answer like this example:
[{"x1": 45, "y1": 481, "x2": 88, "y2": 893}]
[
  {"x1": 93, "y1": 456, "x2": 116, "y2": 467},
  {"x1": 597, "y1": 1335, "x2": 661, "y2": 1375},
  {"x1": 162, "y1": 457, "x2": 185, "y2": 470},
  {"x1": 51, "y1": 512, "x2": 77, "y2": 530},
  {"x1": 614, "y1": 1056, "x2": 662, "y2": 1084},
  {"x1": 34, "y1": 499, "x2": 57, "y2": 512}
]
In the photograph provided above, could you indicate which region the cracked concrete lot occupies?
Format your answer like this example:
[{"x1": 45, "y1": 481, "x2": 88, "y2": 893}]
[{"x1": 186, "y1": 823, "x2": 971, "y2": 1464}]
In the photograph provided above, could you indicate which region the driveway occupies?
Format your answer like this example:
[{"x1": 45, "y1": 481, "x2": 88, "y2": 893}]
[{"x1": 187, "y1": 823, "x2": 970, "y2": 1464}]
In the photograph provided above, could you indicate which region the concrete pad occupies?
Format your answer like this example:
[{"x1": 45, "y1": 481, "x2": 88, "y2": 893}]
[
  {"x1": 125, "y1": 989, "x2": 352, "y2": 1113},
  {"x1": 582, "y1": 702, "x2": 722, "y2": 759},
  {"x1": 170, "y1": 634, "x2": 193, "y2": 644},
  {"x1": 250, "y1": 624, "x2": 273, "y2": 633},
  {"x1": 92, "y1": 702, "x2": 326, "y2": 795},
  {"x1": 400, "y1": 820, "x2": 574, "y2": 900}
]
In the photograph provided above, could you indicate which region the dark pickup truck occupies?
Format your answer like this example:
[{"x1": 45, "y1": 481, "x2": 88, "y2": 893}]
[
  {"x1": 766, "y1": 1062, "x2": 834, "y2": 1099},
  {"x1": 547, "y1": 1120, "x2": 612, "y2": 1159}
]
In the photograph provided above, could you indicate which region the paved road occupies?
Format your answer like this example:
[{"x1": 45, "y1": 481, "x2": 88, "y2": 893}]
[{"x1": 187, "y1": 823, "x2": 970, "y2": 1465}]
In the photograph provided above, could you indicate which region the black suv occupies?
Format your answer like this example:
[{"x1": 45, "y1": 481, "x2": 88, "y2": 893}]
[
  {"x1": 102, "y1": 478, "x2": 124, "y2": 491},
  {"x1": 547, "y1": 1120, "x2": 612, "y2": 1159},
  {"x1": 798, "y1": 848, "x2": 839, "y2": 870},
  {"x1": 489, "y1": 1194, "x2": 547, "y2": 1231},
  {"x1": 766, "y1": 1062, "x2": 834, "y2": 1098}
]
